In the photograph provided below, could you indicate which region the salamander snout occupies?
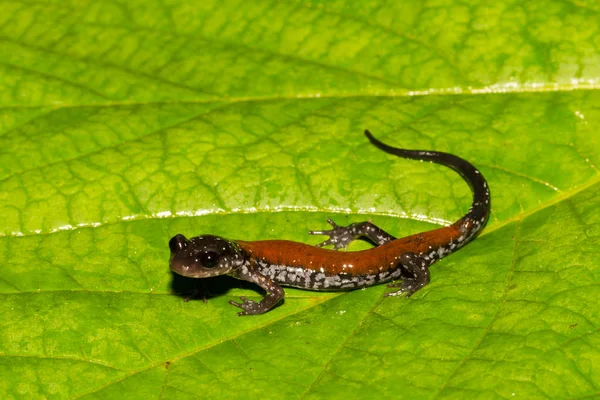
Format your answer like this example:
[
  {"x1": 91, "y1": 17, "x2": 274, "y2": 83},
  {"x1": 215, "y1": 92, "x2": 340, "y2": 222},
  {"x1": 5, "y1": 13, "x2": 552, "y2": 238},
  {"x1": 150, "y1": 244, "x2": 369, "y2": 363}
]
[{"x1": 169, "y1": 234, "x2": 188, "y2": 253}]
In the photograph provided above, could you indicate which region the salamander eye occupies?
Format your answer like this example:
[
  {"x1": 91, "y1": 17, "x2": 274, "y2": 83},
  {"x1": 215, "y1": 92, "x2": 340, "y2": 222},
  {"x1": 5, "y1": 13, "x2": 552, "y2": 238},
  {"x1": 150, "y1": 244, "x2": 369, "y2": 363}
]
[
  {"x1": 169, "y1": 234, "x2": 188, "y2": 253},
  {"x1": 199, "y1": 251, "x2": 220, "y2": 268}
]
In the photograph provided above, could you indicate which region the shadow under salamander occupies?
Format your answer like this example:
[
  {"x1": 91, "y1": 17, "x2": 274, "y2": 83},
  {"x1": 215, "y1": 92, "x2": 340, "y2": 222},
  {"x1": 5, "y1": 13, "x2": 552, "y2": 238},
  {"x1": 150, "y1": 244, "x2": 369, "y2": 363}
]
[{"x1": 170, "y1": 272, "x2": 265, "y2": 303}]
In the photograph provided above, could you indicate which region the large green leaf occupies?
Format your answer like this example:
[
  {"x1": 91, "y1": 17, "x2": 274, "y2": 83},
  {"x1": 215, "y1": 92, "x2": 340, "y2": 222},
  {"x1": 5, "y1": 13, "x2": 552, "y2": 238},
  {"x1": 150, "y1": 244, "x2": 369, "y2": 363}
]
[{"x1": 1, "y1": 1, "x2": 599, "y2": 399}]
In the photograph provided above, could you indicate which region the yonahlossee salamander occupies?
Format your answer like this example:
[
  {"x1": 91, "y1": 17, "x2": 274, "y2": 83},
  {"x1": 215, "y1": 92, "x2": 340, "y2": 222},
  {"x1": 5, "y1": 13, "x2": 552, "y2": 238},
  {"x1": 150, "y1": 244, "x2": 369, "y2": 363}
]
[{"x1": 169, "y1": 130, "x2": 490, "y2": 315}]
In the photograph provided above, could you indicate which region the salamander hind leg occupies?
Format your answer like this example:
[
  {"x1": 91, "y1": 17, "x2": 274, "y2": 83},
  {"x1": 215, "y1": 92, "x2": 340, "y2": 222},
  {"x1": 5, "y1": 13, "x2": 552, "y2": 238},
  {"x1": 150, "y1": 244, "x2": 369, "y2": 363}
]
[
  {"x1": 309, "y1": 218, "x2": 397, "y2": 250},
  {"x1": 385, "y1": 253, "x2": 430, "y2": 297}
]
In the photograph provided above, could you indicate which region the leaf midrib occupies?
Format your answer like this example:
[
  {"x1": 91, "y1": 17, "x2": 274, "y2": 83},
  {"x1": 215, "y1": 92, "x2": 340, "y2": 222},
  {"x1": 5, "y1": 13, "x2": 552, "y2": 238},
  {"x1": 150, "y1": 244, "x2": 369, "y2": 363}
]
[
  {"x1": 2, "y1": 168, "x2": 598, "y2": 240},
  {"x1": 1, "y1": 85, "x2": 600, "y2": 110}
]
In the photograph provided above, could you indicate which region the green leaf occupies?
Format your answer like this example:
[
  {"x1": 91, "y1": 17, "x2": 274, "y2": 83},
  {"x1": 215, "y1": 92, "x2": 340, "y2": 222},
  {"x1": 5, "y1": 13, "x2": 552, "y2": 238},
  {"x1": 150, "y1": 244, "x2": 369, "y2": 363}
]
[{"x1": 1, "y1": 1, "x2": 599, "y2": 399}]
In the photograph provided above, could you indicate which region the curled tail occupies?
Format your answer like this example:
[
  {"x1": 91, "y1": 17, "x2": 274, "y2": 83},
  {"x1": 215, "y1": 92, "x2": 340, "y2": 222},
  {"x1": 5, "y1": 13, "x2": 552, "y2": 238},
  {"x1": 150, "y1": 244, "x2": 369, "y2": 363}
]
[{"x1": 364, "y1": 130, "x2": 490, "y2": 239}]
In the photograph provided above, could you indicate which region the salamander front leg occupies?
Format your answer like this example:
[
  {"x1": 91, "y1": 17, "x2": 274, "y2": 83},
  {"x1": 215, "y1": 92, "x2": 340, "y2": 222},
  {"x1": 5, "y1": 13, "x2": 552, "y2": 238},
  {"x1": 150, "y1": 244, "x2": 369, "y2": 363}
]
[
  {"x1": 309, "y1": 218, "x2": 396, "y2": 250},
  {"x1": 229, "y1": 267, "x2": 284, "y2": 316},
  {"x1": 385, "y1": 253, "x2": 430, "y2": 297}
]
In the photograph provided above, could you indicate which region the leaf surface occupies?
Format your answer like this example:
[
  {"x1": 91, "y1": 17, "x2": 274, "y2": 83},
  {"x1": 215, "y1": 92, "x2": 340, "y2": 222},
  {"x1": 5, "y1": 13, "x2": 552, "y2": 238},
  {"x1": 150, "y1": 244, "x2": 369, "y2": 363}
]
[{"x1": 1, "y1": 1, "x2": 599, "y2": 399}]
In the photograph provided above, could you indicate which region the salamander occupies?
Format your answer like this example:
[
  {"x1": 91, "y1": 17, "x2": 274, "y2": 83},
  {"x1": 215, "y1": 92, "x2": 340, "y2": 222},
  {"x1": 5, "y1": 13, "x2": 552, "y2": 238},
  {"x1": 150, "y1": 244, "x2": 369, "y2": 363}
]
[{"x1": 169, "y1": 130, "x2": 491, "y2": 316}]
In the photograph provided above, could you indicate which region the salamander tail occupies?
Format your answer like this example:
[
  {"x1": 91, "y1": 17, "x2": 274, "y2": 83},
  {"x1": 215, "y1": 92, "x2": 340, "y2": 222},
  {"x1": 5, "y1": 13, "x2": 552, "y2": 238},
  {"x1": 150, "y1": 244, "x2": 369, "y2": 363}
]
[{"x1": 364, "y1": 129, "x2": 490, "y2": 239}]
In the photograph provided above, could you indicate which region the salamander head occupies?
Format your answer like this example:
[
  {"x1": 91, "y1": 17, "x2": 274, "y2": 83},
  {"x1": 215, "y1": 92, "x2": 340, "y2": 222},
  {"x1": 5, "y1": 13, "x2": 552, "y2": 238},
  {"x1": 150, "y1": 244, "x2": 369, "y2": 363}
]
[{"x1": 169, "y1": 234, "x2": 243, "y2": 278}]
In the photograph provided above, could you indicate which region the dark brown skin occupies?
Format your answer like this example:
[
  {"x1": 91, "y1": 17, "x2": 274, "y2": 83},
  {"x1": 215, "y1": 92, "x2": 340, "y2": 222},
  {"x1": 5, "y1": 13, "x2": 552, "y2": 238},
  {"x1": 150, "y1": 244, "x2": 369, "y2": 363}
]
[{"x1": 169, "y1": 130, "x2": 491, "y2": 315}]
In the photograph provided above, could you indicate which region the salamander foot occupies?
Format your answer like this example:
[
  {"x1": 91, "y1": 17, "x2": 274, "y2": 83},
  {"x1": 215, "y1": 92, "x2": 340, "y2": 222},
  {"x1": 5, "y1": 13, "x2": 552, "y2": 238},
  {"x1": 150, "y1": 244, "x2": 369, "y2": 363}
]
[
  {"x1": 308, "y1": 218, "x2": 356, "y2": 250},
  {"x1": 229, "y1": 296, "x2": 269, "y2": 316},
  {"x1": 385, "y1": 279, "x2": 422, "y2": 297},
  {"x1": 183, "y1": 280, "x2": 209, "y2": 303}
]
